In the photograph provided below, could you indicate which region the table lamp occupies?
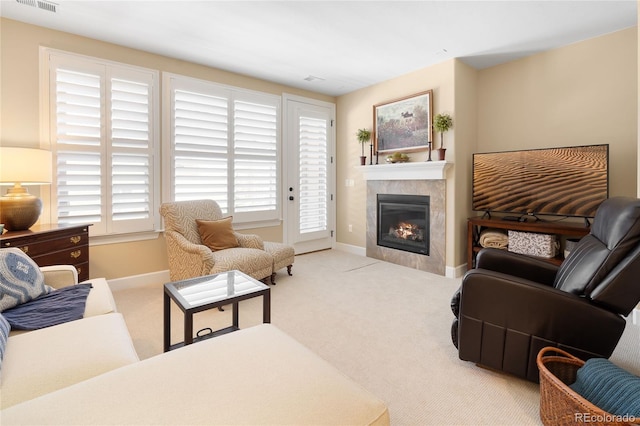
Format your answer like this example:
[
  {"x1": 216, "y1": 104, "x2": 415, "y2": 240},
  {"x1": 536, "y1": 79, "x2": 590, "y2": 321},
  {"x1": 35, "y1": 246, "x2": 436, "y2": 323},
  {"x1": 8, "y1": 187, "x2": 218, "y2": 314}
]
[{"x1": 0, "y1": 147, "x2": 52, "y2": 231}]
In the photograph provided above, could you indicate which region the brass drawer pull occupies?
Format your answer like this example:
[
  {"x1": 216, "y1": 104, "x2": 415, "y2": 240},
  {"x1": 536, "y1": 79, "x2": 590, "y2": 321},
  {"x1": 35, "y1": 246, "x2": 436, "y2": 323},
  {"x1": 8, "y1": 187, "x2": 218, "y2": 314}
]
[
  {"x1": 20, "y1": 246, "x2": 29, "y2": 254},
  {"x1": 70, "y1": 250, "x2": 81, "y2": 259},
  {"x1": 70, "y1": 236, "x2": 82, "y2": 244}
]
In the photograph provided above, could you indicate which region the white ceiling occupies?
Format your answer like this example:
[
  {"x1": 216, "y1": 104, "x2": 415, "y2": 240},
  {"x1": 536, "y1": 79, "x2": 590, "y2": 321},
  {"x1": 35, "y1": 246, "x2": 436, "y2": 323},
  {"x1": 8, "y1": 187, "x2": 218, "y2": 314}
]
[{"x1": 1, "y1": 0, "x2": 636, "y2": 96}]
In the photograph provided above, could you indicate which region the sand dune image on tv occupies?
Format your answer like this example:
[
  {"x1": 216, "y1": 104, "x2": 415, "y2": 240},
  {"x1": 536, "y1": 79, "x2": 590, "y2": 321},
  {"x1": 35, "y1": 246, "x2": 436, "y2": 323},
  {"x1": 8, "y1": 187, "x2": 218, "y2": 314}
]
[{"x1": 472, "y1": 144, "x2": 609, "y2": 218}]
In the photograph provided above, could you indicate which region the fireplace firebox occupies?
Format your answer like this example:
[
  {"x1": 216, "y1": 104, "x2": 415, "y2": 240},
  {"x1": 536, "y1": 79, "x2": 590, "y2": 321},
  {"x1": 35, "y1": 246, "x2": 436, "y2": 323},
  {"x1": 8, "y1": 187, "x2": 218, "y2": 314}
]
[{"x1": 377, "y1": 194, "x2": 430, "y2": 255}]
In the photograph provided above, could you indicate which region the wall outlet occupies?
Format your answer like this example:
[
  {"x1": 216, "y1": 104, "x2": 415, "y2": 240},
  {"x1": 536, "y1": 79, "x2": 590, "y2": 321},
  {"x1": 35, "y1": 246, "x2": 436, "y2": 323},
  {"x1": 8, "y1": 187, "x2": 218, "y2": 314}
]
[{"x1": 348, "y1": 224, "x2": 353, "y2": 232}]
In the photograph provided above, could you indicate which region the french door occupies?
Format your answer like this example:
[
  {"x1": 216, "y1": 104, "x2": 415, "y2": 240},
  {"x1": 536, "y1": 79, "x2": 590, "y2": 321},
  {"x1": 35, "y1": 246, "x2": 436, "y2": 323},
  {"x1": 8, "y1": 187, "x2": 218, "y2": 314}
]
[{"x1": 283, "y1": 95, "x2": 335, "y2": 254}]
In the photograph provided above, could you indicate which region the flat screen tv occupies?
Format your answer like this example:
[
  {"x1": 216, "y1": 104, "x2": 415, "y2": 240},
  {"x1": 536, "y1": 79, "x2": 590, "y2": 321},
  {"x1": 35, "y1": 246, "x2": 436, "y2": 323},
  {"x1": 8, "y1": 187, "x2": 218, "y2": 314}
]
[{"x1": 472, "y1": 144, "x2": 609, "y2": 218}]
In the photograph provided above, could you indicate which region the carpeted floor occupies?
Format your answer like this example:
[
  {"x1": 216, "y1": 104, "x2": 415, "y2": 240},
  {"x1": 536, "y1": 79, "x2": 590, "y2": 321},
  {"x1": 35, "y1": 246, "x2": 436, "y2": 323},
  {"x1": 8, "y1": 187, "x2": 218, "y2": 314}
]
[{"x1": 112, "y1": 249, "x2": 640, "y2": 425}]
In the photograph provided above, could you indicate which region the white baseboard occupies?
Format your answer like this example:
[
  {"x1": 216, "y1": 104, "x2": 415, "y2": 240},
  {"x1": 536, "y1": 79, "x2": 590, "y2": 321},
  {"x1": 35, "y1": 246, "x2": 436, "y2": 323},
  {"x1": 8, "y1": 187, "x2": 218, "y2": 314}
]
[
  {"x1": 447, "y1": 264, "x2": 467, "y2": 279},
  {"x1": 108, "y1": 270, "x2": 170, "y2": 291},
  {"x1": 334, "y1": 242, "x2": 366, "y2": 256}
]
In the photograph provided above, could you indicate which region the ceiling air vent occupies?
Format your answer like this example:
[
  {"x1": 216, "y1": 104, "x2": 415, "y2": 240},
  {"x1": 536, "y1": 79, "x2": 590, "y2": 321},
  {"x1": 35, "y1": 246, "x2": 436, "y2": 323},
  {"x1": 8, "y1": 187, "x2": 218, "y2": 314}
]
[
  {"x1": 16, "y1": 0, "x2": 58, "y2": 13},
  {"x1": 304, "y1": 75, "x2": 325, "y2": 82}
]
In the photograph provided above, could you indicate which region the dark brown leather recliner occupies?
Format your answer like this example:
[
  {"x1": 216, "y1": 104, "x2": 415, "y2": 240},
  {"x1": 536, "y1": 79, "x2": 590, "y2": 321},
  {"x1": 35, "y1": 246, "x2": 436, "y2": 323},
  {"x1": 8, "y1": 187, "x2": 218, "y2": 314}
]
[{"x1": 451, "y1": 196, "x2": 640, "y2": 382}]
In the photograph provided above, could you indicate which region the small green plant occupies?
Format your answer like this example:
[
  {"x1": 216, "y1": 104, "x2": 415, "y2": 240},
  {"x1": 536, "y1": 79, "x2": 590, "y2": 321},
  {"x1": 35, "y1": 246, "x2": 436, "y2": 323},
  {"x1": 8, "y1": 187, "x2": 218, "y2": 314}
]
[
  {"x1": 433, "y1": 113, "x2": 453, "y2": 148},
  {"x1": 356, "y1": 128, "x2": 371, "y2": 157}
]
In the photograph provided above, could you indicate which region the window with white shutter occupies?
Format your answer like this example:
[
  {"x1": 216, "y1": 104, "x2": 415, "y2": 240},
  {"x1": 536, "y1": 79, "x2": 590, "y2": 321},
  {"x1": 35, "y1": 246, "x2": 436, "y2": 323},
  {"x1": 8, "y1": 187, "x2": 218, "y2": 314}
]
[
  {"x1": 233, "y1": 97, "x2": 278, "y2": 219},
  {"x1": 164, "y1": 73, "x2": 280, "y2": 224},
  {"x1": 172, "y1": 87, "x2": 229, "y2": 207},
  {"x1": 43, "y1": 49, "x2": 159, "y2": 236}
]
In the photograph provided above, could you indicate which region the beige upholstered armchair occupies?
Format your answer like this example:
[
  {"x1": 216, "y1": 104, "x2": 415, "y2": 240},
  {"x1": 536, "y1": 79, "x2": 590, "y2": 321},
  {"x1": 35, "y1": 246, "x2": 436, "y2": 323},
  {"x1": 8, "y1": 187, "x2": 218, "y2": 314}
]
[{"x1": 160, "y1": 200, "x2": 274, "y2": 283}]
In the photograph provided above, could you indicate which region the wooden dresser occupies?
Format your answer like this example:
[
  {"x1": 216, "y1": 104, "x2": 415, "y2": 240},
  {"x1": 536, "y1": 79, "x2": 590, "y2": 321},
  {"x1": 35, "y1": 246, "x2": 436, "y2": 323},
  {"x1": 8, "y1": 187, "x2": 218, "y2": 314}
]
[{"x1": 0, "y1": 224, "x2": 90, "y2": 281}]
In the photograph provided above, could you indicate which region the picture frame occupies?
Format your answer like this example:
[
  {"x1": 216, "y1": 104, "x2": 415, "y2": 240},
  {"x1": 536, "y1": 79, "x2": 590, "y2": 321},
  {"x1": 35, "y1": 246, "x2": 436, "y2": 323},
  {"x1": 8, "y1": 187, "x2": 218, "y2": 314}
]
[{"x1": 373, "y1": 90, "x2": 433, "y2": 154}]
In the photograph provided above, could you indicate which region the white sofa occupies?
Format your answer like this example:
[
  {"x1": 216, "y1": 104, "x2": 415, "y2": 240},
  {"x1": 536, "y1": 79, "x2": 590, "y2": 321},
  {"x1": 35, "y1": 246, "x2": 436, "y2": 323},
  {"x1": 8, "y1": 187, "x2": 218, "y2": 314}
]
[
  {"x1": 1, "y1": 266, "x2": 138, "y2": 409},
  {"x1": 1, "y1": 266, "x2": 389, "y2": 425}
]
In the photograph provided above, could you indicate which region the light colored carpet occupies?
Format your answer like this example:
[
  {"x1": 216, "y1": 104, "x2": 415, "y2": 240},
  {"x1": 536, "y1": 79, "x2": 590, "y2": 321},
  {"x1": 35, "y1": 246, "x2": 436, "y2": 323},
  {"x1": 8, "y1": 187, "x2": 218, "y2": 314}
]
[{"x1": 112, "y1": 249, "x2": 640, "y2": 426}]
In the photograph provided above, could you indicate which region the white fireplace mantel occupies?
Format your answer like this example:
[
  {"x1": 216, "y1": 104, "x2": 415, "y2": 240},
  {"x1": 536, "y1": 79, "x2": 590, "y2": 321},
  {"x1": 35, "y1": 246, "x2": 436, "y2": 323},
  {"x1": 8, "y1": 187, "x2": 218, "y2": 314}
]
[{"x1": 360, "y1": 161, "x2": 451, "y2": 181}]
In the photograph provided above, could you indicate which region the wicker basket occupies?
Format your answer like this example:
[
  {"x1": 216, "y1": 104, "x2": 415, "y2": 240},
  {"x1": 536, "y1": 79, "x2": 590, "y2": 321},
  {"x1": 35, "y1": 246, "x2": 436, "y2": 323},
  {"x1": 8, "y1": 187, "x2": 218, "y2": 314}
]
[{"x1": 537, "y1": 347, "x2": 638, "y2": 425}]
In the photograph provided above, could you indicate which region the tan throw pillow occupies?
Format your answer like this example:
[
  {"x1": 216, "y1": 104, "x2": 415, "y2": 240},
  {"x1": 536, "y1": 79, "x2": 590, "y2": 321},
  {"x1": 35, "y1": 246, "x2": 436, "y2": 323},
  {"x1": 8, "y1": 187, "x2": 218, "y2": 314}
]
[{"x1": 196, "y1": 217, "x2": 240, "y2": 251}]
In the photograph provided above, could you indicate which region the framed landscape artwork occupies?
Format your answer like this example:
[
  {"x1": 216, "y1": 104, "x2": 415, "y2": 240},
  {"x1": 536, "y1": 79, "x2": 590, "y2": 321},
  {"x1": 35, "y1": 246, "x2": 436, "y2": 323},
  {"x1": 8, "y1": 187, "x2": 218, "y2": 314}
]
[{"x1": 374, "y1": 90, "x2": 433, "y2": 154}]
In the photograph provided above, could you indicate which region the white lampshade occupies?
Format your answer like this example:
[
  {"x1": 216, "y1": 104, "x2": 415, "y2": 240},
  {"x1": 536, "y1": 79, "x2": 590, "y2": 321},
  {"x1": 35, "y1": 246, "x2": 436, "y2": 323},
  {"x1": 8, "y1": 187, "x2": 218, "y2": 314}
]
[
  {"x1": 0, "y1": 147, "x2": 52, "y2": 231},
  {"x1": 0, "y1": 147, "x2": 52, "y2": 185}
]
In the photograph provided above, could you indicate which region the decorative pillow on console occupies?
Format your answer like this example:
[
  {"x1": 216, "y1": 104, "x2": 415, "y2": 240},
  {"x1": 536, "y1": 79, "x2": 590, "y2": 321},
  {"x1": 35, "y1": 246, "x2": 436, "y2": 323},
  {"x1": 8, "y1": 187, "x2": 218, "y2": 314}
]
[
  {"x1": 196, "y1": 217, "x2": 240, "y2": 251},
  {"x1": 0, "y1": 248, "x2": 52, "y2": 312}
]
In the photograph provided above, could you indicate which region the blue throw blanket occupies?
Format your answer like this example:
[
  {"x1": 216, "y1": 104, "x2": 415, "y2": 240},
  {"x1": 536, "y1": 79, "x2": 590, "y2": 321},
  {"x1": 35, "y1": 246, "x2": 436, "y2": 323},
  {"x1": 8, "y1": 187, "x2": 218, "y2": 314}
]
[
  {"x1": 570, "y1": 357, "x2": 640, "y2": 417},
  {"x1": 2, "y1": 283, "x2": 92, "y2": 330}
]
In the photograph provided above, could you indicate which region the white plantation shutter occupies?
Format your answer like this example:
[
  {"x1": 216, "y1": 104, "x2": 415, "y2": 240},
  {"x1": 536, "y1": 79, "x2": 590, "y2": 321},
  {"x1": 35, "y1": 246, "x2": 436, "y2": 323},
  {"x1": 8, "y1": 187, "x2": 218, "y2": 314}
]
[
  {"x1": 53, "y1": 65, "x2": 104, "y2": 231},
  {"x1": 55, "y1": 68, "x2": 102, "y2": 147},
  {"x1": 233, "y1": 99, "x2": 278, "y2": 218},
  {"x1": 172, "y1": 89, "x2": 229, "y2": 209},
  {"x1": 56, "y1": 151, "x2": 102, "y2": 225},
  {"x1": 166, "y1": 74, "x2": 280, "y2": 223},
  {"x1": 299, "y1": 116, "x2": 328, "y2": 234},
  {"x1": 111, "y1": 153, "x2": 149, "y2": 219},
  {"x1": 109, "y1": 75, "x2": 155, "y2": 233},
  {"x1": 47, "y1": 51, "x2": 159, "y2": 236}
]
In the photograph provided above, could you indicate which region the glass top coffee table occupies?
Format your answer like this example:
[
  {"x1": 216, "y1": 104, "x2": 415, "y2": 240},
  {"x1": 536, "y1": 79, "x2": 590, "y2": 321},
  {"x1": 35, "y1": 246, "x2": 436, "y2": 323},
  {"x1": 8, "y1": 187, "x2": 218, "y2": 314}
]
[{"x1": 163, "y1": 270, "x2": 271, "y2": 352}]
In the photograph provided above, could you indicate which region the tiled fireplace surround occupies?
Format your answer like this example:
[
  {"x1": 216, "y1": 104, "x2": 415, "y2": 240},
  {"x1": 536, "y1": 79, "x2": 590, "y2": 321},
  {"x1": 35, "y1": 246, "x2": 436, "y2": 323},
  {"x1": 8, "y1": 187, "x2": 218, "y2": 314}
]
[{"x1": 362, "y1": 162, "x2": 449, "y2": 276}]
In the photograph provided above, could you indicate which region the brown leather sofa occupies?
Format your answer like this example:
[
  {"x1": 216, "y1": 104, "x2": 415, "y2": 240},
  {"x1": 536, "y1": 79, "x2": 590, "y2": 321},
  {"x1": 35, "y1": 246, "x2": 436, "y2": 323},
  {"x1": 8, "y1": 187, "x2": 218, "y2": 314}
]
[{"x1": 451, "y1": 197, "x2": 640, "y2": 382}]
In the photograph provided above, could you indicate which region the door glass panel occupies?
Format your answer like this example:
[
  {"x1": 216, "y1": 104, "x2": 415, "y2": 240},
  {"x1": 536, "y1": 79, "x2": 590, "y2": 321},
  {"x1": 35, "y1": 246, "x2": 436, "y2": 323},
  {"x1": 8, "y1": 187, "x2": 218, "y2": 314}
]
[{"x1": 298, "y1": 116, "x2": 328, "y2": 234}]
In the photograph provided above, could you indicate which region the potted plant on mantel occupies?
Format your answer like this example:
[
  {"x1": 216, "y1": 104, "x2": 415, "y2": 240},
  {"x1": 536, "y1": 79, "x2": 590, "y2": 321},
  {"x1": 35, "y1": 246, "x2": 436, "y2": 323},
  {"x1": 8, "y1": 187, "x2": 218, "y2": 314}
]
[
  {"x1": 356, "y1": 128, "x2": 371, "y2": 165},
  {"x1": 433, "y1": 113, "x2": 453, "y2": 161}
]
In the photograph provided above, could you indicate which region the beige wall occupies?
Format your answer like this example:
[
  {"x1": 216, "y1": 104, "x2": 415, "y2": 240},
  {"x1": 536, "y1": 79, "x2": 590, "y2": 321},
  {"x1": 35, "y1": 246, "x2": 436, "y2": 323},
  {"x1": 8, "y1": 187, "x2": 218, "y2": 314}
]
[
  {"x1": 0, "y1": 18, "x2": 334, "y2": 280},
  {"x1": 451, "y1": 61, "x2": 478, "y2": 267},
  {"x1": 336, "y1": 26, "x2": 637, "y2": 273},
  {"x1": 477, "y1": 27, "x2": 637, "y2": 199},
  {"x1": 335, "y1": 58, "x2": 478, "y2": 270},
  {"x1": 335, "y1": 60, "x2": 457, "y2": 260}
]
